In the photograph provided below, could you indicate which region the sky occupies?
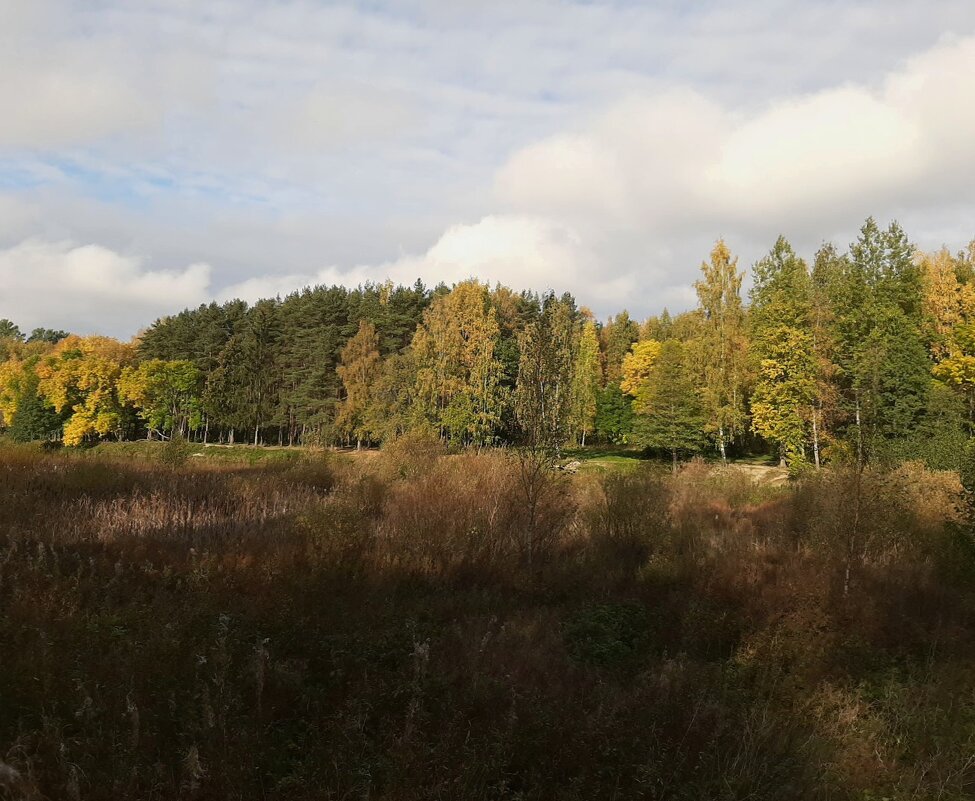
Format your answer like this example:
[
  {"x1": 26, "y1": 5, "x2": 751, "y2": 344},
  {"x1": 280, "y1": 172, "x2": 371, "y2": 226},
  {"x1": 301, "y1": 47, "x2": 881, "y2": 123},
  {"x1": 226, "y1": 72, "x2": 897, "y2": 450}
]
[{"x1": 1, "y1": 0, "x2": 974, "y2": 337}]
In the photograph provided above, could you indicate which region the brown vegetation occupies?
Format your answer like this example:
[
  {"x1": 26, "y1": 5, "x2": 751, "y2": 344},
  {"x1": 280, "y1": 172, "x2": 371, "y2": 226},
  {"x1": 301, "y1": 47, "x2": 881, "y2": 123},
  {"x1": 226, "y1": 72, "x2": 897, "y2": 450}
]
[{"x1": 1, "y1": 442, "x2": 974, "y2": 800}]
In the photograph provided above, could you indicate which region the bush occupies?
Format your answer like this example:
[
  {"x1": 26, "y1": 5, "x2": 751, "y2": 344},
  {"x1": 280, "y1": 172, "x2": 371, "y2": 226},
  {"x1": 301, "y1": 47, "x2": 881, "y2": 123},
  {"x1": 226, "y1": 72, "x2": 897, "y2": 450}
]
[
  {"x1": 380, "y1": 429, "x2": 447, "y2": 479},
  {"x1": 158, "y1": 433, "x2": 192, "y2": 468},
  {"x1": 562, "y1": 602, "x2": 654, "y2": 668}
]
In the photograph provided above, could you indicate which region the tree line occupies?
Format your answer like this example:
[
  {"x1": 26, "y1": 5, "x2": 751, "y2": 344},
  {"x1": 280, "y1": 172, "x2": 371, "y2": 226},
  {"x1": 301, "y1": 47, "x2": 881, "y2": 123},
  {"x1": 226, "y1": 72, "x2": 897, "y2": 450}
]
[{"x1": 2, "y1": 217, "x2": 975, "y2": 469}]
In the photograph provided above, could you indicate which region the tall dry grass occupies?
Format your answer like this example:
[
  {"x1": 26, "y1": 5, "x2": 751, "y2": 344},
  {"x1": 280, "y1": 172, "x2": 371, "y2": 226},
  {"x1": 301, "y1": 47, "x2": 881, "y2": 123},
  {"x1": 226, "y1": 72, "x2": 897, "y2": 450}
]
[{"x1": 1, "y1": 442, "x2": 974, "y2": 800}]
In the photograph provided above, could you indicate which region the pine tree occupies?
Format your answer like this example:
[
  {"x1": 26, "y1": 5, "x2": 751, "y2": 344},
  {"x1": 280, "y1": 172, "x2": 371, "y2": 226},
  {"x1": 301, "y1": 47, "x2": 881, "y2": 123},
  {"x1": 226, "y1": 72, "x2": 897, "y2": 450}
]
[
  {"x1": 829, "y1": 219, "x2": 931, "y2": 461},
  {"x1": 599, "y1": 311, "x2": 639, "y2": 386},
  {"x1": 0, "y1": 356, "x2": 62, "y2": 440},
  {"x1": 8, "y1": 370, "x2": 62, "y2": 442},
  {"x1": 207, "y1": 300, "x2": 282, "y2": 445},
  {"x1": 0, "y1": 319, "x2": 23, "y2": 341},
  {"x1": 632, "y1": 340, "x2": 704, "y2": 471},
  {"x1": 595, "y1": 384, "x2": 633, "y2": 444}
]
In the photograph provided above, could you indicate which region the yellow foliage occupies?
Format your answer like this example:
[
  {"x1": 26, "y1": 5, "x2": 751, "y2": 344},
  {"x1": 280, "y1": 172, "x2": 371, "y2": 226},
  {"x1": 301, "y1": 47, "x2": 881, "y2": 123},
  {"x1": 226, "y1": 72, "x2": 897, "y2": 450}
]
[
  {"x1": 36, "y1": 335, "x2": 137, "y2": 445},
  {"x1": 620, "y1": 339, "x2": 662, "y2": 396},
  {"x1": 920, "y1": 248, "x2": 964, "y2": 359},
  {"x1": 0, "y1": 357, "x2": 26, "y2": 426}
]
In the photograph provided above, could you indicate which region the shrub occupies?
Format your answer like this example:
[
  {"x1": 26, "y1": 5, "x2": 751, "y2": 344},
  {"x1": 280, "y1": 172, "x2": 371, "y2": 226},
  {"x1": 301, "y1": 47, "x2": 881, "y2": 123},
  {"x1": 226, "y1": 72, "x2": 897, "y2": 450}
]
[
  {"x1": 159, "y1": 433, "x2": 192, "y2": 468},
  {"x1": 562, "y1": 602, "x2": 653, "y2": 669}
]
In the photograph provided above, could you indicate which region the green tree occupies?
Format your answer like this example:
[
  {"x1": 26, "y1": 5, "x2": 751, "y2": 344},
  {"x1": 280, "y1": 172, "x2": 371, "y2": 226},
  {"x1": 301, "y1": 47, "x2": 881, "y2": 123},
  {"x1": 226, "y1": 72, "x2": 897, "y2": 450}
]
[
  {"x1": 206, "y1": 300, "x2": 282, "y2": 445},
  {"x1": 632, "y1": 340, "x2": 704, "y2": 471},
  {"x1": 27, "y1": 328, "x2": 68, "y2": 345},
  {"x1": 412, "y1": 280, "x2": 505, "y2": 444},
  {"x1": 8, "y1": 370, "x2": 63, "y2": 441},
  {"x1": 569, "y1": 319, "x2": 600, "y2": 445},
  {"x1": 0, "y1": 319, "x2": 23, "y2": 341},
  {"x1": 0, "y1": 356, "x2": 62, "y2": 440},
  {"x1": 515, "y1": 292, "x2": 577, "y2": 452},
  {"x1": 600, "y1": 311, "x2": 639, "y2": 386},
  {"x1": 595, "y1": 384, "x2": 633, "y2": 444},
  {"x1": 828, "y1": 219, "x2": 931, "y2": 461},
  {"x1": 118, "y1": 359, "x2": 204, "y2": 439},
  {"x1": 748, "y1": 237, "x2": 817, "y2": 466}
]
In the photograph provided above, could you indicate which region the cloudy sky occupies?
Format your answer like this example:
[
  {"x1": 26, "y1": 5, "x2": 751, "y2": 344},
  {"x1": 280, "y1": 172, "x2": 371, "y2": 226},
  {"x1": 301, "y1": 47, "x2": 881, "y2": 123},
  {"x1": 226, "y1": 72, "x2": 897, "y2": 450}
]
[{"x1": 1, "y1": 0, "x2": 974, "y2": 336}]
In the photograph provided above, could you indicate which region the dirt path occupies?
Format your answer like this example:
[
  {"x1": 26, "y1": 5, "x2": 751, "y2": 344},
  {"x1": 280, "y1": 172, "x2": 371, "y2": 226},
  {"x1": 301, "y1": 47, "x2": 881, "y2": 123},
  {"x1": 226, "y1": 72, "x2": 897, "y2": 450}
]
[{"x1": 725, "y1": 463, "x2": 790, "y2": 485}]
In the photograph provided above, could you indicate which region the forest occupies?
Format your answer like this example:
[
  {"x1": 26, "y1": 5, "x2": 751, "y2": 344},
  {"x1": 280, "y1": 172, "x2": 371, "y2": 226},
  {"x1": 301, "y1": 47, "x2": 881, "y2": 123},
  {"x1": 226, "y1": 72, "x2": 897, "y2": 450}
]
[
  {"x1": 4, "y1": 217, "x2": 975, "y2": 800},
  {"x1": 3, "y1": 216, "x2": 975, "y2": 471}
]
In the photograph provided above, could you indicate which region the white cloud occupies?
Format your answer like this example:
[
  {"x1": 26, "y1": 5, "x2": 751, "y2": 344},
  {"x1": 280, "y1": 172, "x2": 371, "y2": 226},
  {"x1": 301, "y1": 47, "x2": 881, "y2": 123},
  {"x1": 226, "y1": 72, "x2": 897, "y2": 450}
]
[
  {"x1": 281, "y1": 81, "x2": 418, "y2": 149},
  {"x1": 496, "y1": 34, "x2": 975, "y2": 233},
  {"x1": 0, "y1": 2, "x2": 160, "y2": 149},
  {"x1": 1, "y1": 2, "x2": 974, "y2": 333},
  {"x1": 221, "y1": 214, "x2": 615, "y2": 305},
  {"x1": 0, "y1": 240, "x2": 211, "y2": 336}
]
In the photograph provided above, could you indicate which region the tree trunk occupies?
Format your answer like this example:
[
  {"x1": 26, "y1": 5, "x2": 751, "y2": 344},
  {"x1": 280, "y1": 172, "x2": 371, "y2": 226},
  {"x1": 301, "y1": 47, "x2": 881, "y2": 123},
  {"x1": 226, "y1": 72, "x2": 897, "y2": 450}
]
[
  {"x1": 672, "y1": 449, "x2": 678, "y2": 474},
  {"x1": 717, "y1": 426, "x2": 727, "y2": 462},
  {"x1": 844, "y1": 466, "x2": 863, "y2": 599},
  {"x1": 253, "y1": 424, "x2": 259, "y2": 446},
  {"x1": 581, "y1": 430, "x2": 586, "y2": 448},
  {"x1": 811, "y1": 406, "x2": 820, "y2": 469}
]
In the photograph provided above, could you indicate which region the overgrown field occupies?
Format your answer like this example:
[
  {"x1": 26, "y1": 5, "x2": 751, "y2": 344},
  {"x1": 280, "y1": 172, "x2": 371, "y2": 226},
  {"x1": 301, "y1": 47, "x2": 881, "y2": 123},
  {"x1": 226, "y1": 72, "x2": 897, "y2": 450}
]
[{"x1": 2, "y1": 440, "x2": 975, "y2": 800}]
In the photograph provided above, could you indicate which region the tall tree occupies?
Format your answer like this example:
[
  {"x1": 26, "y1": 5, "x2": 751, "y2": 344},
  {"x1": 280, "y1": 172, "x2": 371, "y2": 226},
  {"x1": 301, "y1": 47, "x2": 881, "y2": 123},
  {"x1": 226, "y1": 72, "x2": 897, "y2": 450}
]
[
  {"x1": 920, "y1": 247, "x2": 966, "y2": 360},
  {"x1": 569, "y1": 318, "x2": 600, "y2": 446},
  {"x1": 750, "y1": 329, "x2": 817, "y2": 466},
  {"x1": 206, "y1": 300, "x2": 282, "y2": 445},
  {"x1": 932, "y1": 322, "x2": 975, "y2": 426},
  {"x1": 808, "y1": 244, "x2": 845, "y2": 466},
  {"x1": 361, "y1": 351, "x2": 422, "y2": 443},
  {"x1": 118, "y1": 359, "x2": 204, "y2": 439},
  {"x1": 515, "y1": 292, "x2": 577, "y2": 452},
  {"x1": 0, "y1": 319, "x2": 23, "y2": 342},
  {"x1": 335, "y1": 320, "x2": 381, "y2": 448},
  {"x1": 595, "y1": 384, "x2": 633, "y2": 444},
  {"x1": 748, "y1": 237, "x2": 817, "y2": 466},
  {"x1": 693, "y1": 240, "x2": 748, "y2": 459},
  {"x1": 620, "y1": 339, "x2": 662, "y2": 397},
  {"x1": 599, "y1": 311, "x2": 639, "y2": 386},
  {"x1": 828, "y1": 219, "x2": 931, "y2": 461},
  {"x1": 412, "y1": 280, "x2": 505, "y2": 444},
  {"x1": 632, "y1": 340, "x2": 704, "y2": 471},
  {"x1": 27, "y1": 328, "x2": 68, "y2": 345}
]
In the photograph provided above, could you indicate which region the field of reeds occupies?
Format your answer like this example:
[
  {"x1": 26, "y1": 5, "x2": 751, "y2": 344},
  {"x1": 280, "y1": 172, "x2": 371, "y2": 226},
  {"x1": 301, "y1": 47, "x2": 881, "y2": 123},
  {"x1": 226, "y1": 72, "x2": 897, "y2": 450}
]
[{"x1": 2, "y1": 437, "x2": 975, "y2": 800}]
